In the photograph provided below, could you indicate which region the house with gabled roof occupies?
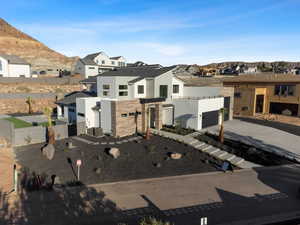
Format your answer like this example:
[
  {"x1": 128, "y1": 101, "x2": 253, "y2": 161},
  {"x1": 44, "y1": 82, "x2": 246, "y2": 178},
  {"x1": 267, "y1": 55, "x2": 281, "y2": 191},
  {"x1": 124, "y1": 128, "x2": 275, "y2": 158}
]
[
  {"x1": 73, "y1": 66, "x2": 233, "y2": 137},
  {"x1": 0, "y1": 54, "x2": 31, "y2": 77},
  {"x1": 74, "y1": 51, "x2": 126, "y2": 78}
]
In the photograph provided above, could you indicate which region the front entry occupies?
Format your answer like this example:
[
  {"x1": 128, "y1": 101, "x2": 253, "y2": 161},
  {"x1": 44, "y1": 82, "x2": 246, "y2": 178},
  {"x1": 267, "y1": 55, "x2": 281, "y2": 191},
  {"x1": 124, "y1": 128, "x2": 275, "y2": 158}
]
[
  {"x1": 149, "y1": 107, "x2": 156, "y2": 128},
  {"x1": 255, "y1": 95, "x2": 264, "y2": 113}
]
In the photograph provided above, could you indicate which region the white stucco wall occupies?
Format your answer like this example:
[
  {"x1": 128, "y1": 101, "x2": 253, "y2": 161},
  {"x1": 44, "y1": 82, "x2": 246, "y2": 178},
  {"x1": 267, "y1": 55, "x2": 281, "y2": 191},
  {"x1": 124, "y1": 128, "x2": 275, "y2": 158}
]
[
  {"x1": 172, "y1": 97, "x2": 224, "y2": 130},
  {"x1": 0, "y1": 57, "x2": 8, "y2": 77},
  {"x1": 133, "y1": 79, "x2": 147, "y2": 98},
  {"x1": 76, "y1": 97, "x2": 102, "y2": 128},
  {"x1": 8, "y1": 64, "x2": 30, "y2": 77},
  {"x1": 97, "y1": 76, "x2": 138, "y2": 100},
  {"x1": 101, "y1": 99, "x2": 113, "y2": 134},
  {"x1": 183, "y1": 87, "x2": 222, "y2": 98},
  {"x1": 173, "y1": 99, "x2": 200, "y2": 130},
  {"x1": 84, "y1": 65, "x2": 99, "y2": 78},
  {"x1": 153, "y1": 70, "x2": 183, "y2": 102}
]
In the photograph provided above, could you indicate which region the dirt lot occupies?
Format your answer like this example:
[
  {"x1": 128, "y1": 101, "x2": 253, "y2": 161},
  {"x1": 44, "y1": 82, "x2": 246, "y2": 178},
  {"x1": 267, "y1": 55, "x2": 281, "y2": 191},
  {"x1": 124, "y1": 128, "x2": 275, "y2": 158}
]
[{"x1": 14, "y1": 135, "x2": 223, "y2": 185}]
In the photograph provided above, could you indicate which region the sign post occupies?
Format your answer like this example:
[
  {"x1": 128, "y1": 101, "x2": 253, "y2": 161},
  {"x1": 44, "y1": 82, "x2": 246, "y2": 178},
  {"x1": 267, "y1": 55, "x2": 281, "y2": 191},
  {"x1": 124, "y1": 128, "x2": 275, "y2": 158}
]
[
  {"x1": 76, "y1": 159, "x2": 82, "y2": 181},
  {"x1": 13, "y1": 164, "x2": 18, "y2": 192}
]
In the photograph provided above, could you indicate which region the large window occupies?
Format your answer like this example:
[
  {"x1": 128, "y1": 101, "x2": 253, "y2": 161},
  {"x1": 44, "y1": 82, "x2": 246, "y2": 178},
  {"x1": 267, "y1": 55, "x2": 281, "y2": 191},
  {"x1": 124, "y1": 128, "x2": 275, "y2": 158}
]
[
  {"x1": 103, "y1": 84, "x2": 110, "y2": 90},
  {"x1": 119, "y1": 91, "x2": 128, "y2": 96},
  {"x1": 138, "y1": 85, "x2": 144, "y2": 94},
  {"x1": 274, "y1": 85, "x2": 295, "y2": 96},
  {"x1": 102, "y1": 60, "x2": 105, "y2": 64},
  {"x1": 159, "y1": 85, "x2": 168, "y2": 98},
  {"x1": 119, "y1": 85, "x2": 128, "y2": 90},
  {"x1": 173, "y1": 85, "x2": 179, "y2": 94}
]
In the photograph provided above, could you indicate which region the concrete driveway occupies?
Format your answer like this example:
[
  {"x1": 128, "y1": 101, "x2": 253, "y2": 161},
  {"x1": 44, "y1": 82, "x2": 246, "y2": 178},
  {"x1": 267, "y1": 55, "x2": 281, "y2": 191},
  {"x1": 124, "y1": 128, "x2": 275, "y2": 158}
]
[{"x1": 206, "y1": 119, "x2": 300, "y2": 159}]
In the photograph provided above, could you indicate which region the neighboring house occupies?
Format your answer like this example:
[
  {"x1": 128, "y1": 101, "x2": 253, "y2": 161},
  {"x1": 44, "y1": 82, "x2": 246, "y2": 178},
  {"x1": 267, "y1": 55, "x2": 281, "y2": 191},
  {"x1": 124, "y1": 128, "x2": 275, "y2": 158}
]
[
  {"x1": 223, "y1": 73, "x2": 300, "y2": 117},
  {"x1": 80, "y1": 76, "x2": 97, "y2": 94},
  {"x1": 56, "y1": 91, "x2": 96, "y2": 124},
  {"x1": 75, "y1": 66, "x2": 233, "y2": 137},
  {"x1": 74, "y1": 52, "x2": 126, "y2": 78},
  {"x1": 0, "y1": 54, "x2": 30, "y2": 77},
  {"x1": 290, "y1": 68, "x2": 300, "y2": 75},
  {"x1": 241, "y1": 66, "x2": 258, "y2": 74}
]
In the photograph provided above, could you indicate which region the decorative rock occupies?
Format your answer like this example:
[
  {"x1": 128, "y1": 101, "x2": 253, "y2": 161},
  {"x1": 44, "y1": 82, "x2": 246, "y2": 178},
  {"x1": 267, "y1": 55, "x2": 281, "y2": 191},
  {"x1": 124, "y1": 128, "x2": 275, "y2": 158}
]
[
  {"x1": 94, "y1": 168, "x2": 101, "y2": 174},
  {"x1": 109, "y1": 148, "x2": 120, "y2": 159},
  {"x1": 42, "y1": 144, "x2": 55, "y2": 160},
  {"x1": 170, "y1": 152, "x2": 182, "y2": 160},
  {"x1": 54, "y1": 176, "x2": 61, "y2": 185},
  {"x1": 154, "y1": 162, "x2": 161, "y2": 168}
]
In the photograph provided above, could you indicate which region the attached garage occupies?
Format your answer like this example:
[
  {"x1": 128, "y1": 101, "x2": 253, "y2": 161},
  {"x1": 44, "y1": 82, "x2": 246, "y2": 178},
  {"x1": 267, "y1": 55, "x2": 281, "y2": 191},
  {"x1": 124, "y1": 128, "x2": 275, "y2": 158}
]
[
  {"x1": 269, "y1": 102, "x2": 299, "y2": 116},
  {"x1": 202, "y1": 110, "x2": 219, "y2": 128}
]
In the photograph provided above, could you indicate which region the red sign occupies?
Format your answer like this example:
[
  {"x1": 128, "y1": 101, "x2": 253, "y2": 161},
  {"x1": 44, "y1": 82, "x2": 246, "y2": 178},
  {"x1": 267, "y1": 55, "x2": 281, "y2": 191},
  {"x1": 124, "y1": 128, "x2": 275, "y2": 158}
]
[{"x1": 76, "y1": 159, "x2": 82, "y2": 167}]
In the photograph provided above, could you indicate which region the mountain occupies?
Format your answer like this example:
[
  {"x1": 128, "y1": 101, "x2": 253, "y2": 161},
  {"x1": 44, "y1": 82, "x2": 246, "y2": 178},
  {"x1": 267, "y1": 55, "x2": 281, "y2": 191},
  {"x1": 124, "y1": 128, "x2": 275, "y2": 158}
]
[{"x1": 0, "y1": 18, "x2": 77, "y2": 73}]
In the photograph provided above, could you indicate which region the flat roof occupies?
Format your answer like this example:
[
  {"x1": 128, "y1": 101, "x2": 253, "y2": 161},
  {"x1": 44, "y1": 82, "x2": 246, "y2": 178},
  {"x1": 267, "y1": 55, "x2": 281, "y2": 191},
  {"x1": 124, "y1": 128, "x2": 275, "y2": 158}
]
[{"x1": 223, "y1": 73, "x2": 300, "y2": 83}]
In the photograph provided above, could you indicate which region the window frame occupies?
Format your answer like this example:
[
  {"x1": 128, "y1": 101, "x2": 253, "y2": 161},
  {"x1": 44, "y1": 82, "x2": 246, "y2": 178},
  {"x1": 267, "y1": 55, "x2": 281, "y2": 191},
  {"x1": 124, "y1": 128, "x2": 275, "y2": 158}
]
[
  {"x1": 137, "y1": 85, "x2": 144, "y2": 94},
  {"x1": 173, "y1": 84, "x2": 179, "y2": 94}
]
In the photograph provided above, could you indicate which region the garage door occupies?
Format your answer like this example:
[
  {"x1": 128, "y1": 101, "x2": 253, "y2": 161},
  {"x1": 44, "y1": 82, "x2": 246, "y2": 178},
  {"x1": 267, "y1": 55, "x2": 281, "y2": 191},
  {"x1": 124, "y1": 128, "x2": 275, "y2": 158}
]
[
  {"x1": 269, "y1": 102, "x2": 299, "y2": 116},
  {"x1": 224, "y1": 96, "x2": 230, "y2": 121},
  {"x1": 202, "y1": 110, "x2": 219, "y2": 129}
]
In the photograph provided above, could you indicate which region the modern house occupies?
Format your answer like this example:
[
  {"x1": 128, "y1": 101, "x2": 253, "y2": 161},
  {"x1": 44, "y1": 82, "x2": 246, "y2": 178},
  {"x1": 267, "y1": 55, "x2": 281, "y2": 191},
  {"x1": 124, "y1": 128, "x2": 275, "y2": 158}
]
[
  {"x1": 223, "y1": 73, "x2": 300, "y2": 117},
  {"x1": 74, "y1": 66, "x2": 233, "y2": 137},
  {"x1": 74, "y1": 52, "x2": 126, "y2": 78},
  {"x1": 0, "y1": 54, "x2": 31, "y2": 77}
]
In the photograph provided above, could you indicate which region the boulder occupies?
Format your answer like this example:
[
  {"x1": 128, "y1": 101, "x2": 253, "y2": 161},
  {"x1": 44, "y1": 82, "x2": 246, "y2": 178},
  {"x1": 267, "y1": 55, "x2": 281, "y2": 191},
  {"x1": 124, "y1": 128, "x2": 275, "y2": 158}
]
[
  {"x1": 170, "y1": 152, "x2": 182, "y2": 160},
  {"x1": 42, "y1": 144, "x2": 55, "y2": 160},
  {"x1": 109, "y1": 148, "x2": 120, "y2": 159}
]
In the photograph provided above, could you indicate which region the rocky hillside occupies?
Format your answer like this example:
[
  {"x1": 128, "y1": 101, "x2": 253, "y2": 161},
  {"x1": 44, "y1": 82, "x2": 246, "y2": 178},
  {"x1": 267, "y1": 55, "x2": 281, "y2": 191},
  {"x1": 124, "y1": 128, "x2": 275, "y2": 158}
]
[
  {"x1": 201, "y1": 61, "x2": 300, "y2": 71},
  {"x1": 0, "y1": 18, "x2": 77, "y2": 73}
]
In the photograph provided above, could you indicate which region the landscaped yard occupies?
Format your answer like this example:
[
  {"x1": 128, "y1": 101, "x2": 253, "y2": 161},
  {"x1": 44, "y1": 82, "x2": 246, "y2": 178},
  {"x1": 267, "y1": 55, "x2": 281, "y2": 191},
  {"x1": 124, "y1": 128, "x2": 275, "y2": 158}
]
[
  {"x1": 161, "y1": 125, "x2": 195, "y2": 136},
  {"x1": 14, "y1": 134, "x2": 230, "y2": 186}
]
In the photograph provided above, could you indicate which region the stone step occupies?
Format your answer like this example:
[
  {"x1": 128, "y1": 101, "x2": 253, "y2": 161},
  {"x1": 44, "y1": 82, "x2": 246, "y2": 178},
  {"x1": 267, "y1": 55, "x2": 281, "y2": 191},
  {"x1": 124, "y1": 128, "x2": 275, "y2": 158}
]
[
  {"x1": 219, "y1": 153, "x2": 235, "y2": 161},
  {"x1": 194, "y1": 142, "x2": 206, "y2": 149},
  {"x1": 211, "y1": 150, "x2": 227, "y2": 158},
  {"x1": 202, "y1": 145, "x2": 214, "y2": 152},
  {"x1": 229, "y1": 157, "x2": 244, "y2": 165},
  {"x1": 206, "y1": 147, "x2": 220, "y2": 155}
]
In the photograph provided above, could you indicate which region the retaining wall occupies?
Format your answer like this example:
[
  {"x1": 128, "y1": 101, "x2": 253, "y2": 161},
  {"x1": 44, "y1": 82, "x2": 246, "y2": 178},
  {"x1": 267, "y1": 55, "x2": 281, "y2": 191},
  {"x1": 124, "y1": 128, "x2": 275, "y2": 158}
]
[
  {"x1": 0, "y1": 119, "x2": 14, "y2": 144},
  {"x1": 13, "y1": 124, "x2": 68, "y2": 146}
]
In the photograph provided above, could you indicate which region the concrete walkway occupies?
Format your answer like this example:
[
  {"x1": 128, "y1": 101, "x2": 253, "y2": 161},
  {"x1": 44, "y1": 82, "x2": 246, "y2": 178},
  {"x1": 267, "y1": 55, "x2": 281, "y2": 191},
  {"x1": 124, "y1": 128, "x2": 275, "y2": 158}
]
[
  {"x1": 205, "y1": 119, "x2": 300, "y2": 161},
  {"x1": 5, "y1": 165, "x2": 300, "y2": 225},
  {"x1": 151, "y1": 129, "x2": 259, "y2": 169}
]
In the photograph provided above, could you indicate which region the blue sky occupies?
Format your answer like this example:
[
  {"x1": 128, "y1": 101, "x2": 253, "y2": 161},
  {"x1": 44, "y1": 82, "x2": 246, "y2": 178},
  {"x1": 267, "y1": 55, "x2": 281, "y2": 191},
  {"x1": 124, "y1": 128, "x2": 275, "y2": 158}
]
[{"x1": 3, "y1": 0, "x2": 300, "y2": 65}]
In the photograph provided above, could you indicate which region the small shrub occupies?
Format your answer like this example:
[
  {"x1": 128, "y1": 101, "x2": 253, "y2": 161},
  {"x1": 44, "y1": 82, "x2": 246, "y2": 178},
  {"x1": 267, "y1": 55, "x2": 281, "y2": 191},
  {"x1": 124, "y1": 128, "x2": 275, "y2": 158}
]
[
  {"x1": 66, "y1": 180, "x2": 83, "y2": 187},
  {"x1": 147, "y1": 144, "x2": 156, "y2": 154}
]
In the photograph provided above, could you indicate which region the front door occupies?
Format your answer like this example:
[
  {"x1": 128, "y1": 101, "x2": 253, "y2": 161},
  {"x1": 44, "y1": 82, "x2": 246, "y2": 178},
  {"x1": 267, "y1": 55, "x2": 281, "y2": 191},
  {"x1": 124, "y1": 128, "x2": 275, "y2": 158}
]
[
  {"x1": 149, "y1": 107, "x2": 156, "y2": 128},
  {"x1": 159, "y1": 85, "x2": 168, "y2": 98},
  {"x1": 255, "y1": 95, "x2": 264, "y2": 113}
]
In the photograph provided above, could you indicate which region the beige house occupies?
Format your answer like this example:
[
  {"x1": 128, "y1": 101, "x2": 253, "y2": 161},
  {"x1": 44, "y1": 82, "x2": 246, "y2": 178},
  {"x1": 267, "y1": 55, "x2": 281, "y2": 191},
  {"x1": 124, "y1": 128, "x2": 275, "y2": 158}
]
[{"x1": 223, "y1": 74, "x2": 300, "y2": 117}]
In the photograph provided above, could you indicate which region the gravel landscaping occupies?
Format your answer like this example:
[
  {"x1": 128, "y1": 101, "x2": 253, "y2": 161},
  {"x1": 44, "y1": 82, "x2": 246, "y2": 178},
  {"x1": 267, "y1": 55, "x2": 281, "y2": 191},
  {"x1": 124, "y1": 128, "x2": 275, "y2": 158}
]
[{"x1": 14, "y1": 135, "x2": 226, "y2": 186}]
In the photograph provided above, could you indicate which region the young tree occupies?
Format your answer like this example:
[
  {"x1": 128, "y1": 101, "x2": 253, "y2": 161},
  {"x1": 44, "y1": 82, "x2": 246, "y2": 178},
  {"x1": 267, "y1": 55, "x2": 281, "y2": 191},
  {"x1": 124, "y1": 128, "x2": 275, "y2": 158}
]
[{"x1": 26, "y1": 96, "x2": 34, "y2": 114}]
